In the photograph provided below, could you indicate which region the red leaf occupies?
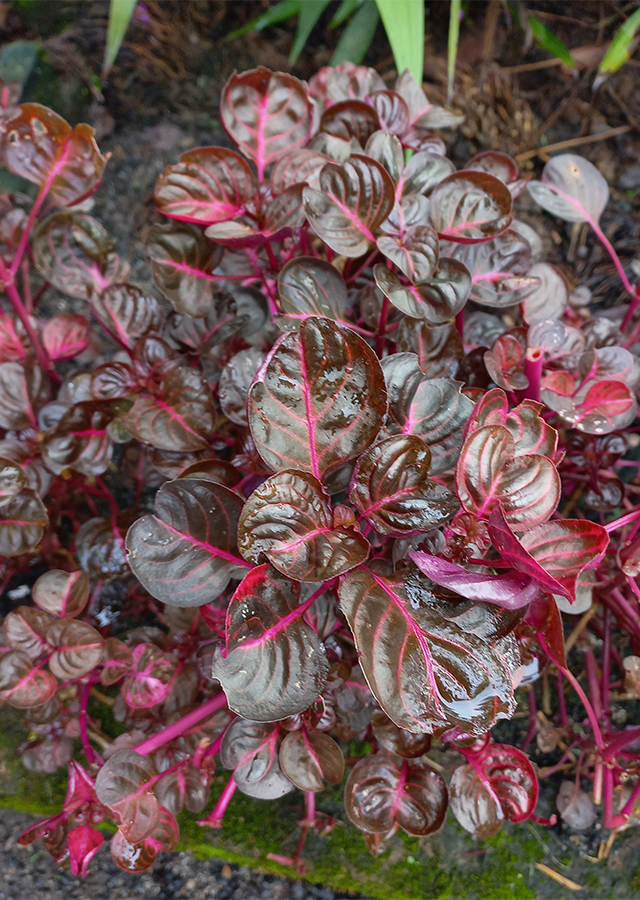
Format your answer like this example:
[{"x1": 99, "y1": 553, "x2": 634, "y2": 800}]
[
  {"x1": 68, "y1": 825, "x2": 103, "y2": 877},
  {"x1": 42, "y1": 314, "x2": 89, "y2": 361},
  {"x1": 429, "y1": 171, "x2": 512, "y2": 243}
]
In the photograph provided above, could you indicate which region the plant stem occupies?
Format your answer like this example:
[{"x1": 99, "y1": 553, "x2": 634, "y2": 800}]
[
  {"x1": 523, "y1": 346, "x2": 543, "y2": 403},
  {"x1": 541, "y1": 636, "x2": 604, "y2": 751},
  {"x1": 199, "y1": 775, "x2": 237, "y2": 828},
  {"x1": 133, "y1": 692, "x2": 227, "y2": 756},
  {"x1": 79, "y1": 681, "x2": 102, "y2": 766},
  {"x1": 0, "y1": 254, "x2": 58, "y2": 382}
]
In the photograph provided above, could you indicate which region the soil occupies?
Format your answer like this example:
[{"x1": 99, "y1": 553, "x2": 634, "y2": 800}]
[{"x1": 1, "y1": 1, "x2": 640, "y2": 898}]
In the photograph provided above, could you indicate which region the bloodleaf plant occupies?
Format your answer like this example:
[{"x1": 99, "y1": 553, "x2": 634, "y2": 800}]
[{"x1": 2, "y1": 63, "x2": 640, "y2": 876}]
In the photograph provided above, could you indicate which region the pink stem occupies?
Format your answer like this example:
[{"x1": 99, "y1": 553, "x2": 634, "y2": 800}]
[
  {"x1": 10, "y1": 184, "x2": 49, "y2": 276},
  {"x1": 523, "y1": 346, "x2": 543, "y2": 403},
  {"x1": 556, "y1": 671, "x2": 568, "y2": 727},
  {"x1": 589, "y1": 217, "x2": 634, "y2": 296},
  {"x1": 602, "y1": 606, "x2": 611, "y2": 714},
  {"x1": 199, "y1": 776, "x2": 237, "y2": 828},
  {"x1": 303, "y1": 791, "x2": 316, "y2": 827},
  {"x1": 79, "y1": 681, "x2": 102, "y2": 766},
  {"x1": 605, "y1": 509, "x2": 640, "y2": 533},
  {"x1": 0, "y1": 255, "x2": 58, "y2": 382},
  {"x1": 540, "y1": 635, "x2": 604, "y2": 751},
  {"x1": 582, "y1": 641, "x2": 603, "y2": 721},
  {"x1": 133, "y1": 692, "x2": 227, "y2": 756}
]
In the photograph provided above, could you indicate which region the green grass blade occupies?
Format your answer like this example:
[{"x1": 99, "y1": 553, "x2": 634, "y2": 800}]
[
  {"x1": 290, "y1": 0, "x2": 332, "y2": 64},
  {"x1": 103, "y1": 0, "x2": 138, "y2": 78},
  {"x1": 375, "y1": 0, "x2": 424, "y2": 83},
  {"x1": 528, "y1": 15, "x2": 575, "y2": 68},
  {"x1": 447, "y1": 0, "x2": 461, "y2": 105},
  {"x1": 598, "y1": 6, "x2": 640, "y2": 75},
  {"x1": 331, "y1": 0, "x2": 380, "y2": 64},
  {"x1": 329, "y1": 0, "x2": 360, "y2": 30},
  {"x1": 224, "y1": 0, "x2": 300, "y2": 43}
]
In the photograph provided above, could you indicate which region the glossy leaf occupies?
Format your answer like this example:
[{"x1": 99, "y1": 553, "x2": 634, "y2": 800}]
[
  {"x1": 101, "y1": 637, "x2": 134, "y2": 687},
  {"x1": 212, "y1": 564, "x2": 329, "y2": 720},
  {"x1": 0, "y1": 360, "x2": 48, "y2": 430},
  {"x1": 465, "y1": 151, "x2": 526, "y2": 197},
  {"x1": 521, "y1": 263, "x2": 568, "y2": 323},
  {"x1": 279, "y1": 729, "x2": 344, "y2": 792},
  {"x1": 154, "y1": 147, "x2": 256, "y2": 224},
  {"x1": 122, "y1": 643, "x2": 177, "y2": 709},
  {"x1": 126, "y1": 478, "x2": 246, "y2": 607},
  {"x1": 204, "y1": 183, "x2": 305, "y2": 246},
  {"x1": 166, "y1": 288, "x2": 267, "y2": 354},
  {"x1": 429, "y1": 172, "x2": 512, "y2": 243},
  {"x1": 41, "y1": 401, "x2": 114, "y2": 477},
  {"x1": 528, "y1": 154, "x2": 609, "y2": 223},
  {"x1": 110, "y1": 805, "x2": 179, "y2": 873},
  {"x1": 249, "y1": 317, "x2": 387, "y2": 485},
  {"x1": 42, "y1": 315, "x2": 89, "y2": 361},
  {"x1": 0, "y1": 455, "x2": 25, "y2": 506},
  {"x1": 339, "y1": 567, "x2": 516, "y2": 735},
  {"x1": 239, "y1": 471, "x2": 369, "y2": 580},
  {"x1": 0, "y1": 489, "x2": 48, "y2": 556},
  {"x1": 399, "y1": 150, "x2": 455, "y2": 197},
  {"x1": 220, "y1": 719, "x2": 294, "y2": 799},
  {"x1": 303, "y1": 156, "x2": 394, "y2": 258},
  {"x1": 5, "y1": 606, "x2": 51, "y2": 659},
  {"x1": 0, "y1": 649, "x2": 58, "y2": 707},
  {"x1": 350, "y1": 435, "x2": 457, "y2": 536},
  {"x1": 465, "y1": 390, "x2": 558, "y2": 459},
  {"x1": 373, "y1": 259, "x2": 471, "y2": 324},
  {"x1": 47, "y1": 618, "x2": 105, "y2": 680},
  {"x1": 219, "y1": 348, "x2": 264, "y2": 426},
  {"x1": 377, "y1": 225, "x2": 439, "y2": 283},
  {"x1": 484, "y1": 333, "x2": 528, "y2": 392},
  {"x1": 488, "y1": 506, "x2": 609, "y2": 603},
  {"x1": 76, "y1": 516, "x2": 129, "y2": 581},
  {"x1": 124, "y1": 368, "x2": 215, "y2": 452},
  {"x1": 395, "y1": 70, "x2": 463, "y2": 129},
  {"x1": 271, "y1": 148, "x2": 331, "y2": 193},
  {"x1": 90, "y1": 283, "x2": 164, "y2": 350},
  {"x1": 155, "y1": 764, "x2": 210, "y2": 816},
  {"x1": 371, "y1": 709, "x2": 431, "y2": 759},
  {"x1": 0, "y1": 313, "x2": 28, "y2": 362},
  {"x1": 345, "y1": 750, "x2": 448, "y2": 835},
  {"x1": 146, "y1": 221, "x2": 222, "y2": 317},
  {"x1": 1, "y1": 104, "x2": 106, "y2": 206},
  {"x1": 95, "y1": 749, "x2": 159, "y2": 843},
  {"x1": 382, "y1": 357, "x2": 473, "y2": 474},
  {"x1": 220, "y1": 68, "x2": 313, "y2": 180},
  {"x1": 410, "y1": 553, "x2": 539, "y2": 611},
  {"x1": 277, "y1": 257, "x2": 348, "y2": 329},
  {"x1": 449, "y1": 743, "x2": 538, "y2": 838},
  {"x1": 32, "y1": 211, "x2": 128, "y2": 298},
  {"x1": 396, "y1": 319, "x2": 463, "y2": 379},
  {"x1": 320, "y1": 99, "x2": 380, "y2": 145},
  {"x1": 68, "y1": 825, "x2": 103, "y2": 878}
]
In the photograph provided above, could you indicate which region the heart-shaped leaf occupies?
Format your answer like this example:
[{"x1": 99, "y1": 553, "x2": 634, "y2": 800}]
[
  {"x1": 449, "y1": 743, "x2": 538, "y2": 838},
  {"x1": 398, "y1": 150, "x2": 455, "y2": 197},
  {"x1": 0, "y1": 360, "x2": 48, "y2": 430},
  {"x1": 101, "y1": 637, "x2": 134, "y2": 687},
  {"x1": 110, "y1": 805, "x2": 179, "y2": 873},
  {"x1": 155, "y1": 763, "x2": 210, "y2": 816},
  {"x1": 345, "y1": 750, "x2": 448, "y2": 836},
  {"x1": 320, "y1": 99, "x2": 380, "y2": 145},
  {"x1": 204, "y1": 183, "x2": 305, "y2": 247},
  {"x1": 466, "y1": 151, "x2": 526, "y2": 197},
  {"x1": 527, "y1": 154, "x2": 609, "y2": 223},
  {"x1": 47, "y1": 618, "x2": 105, "y2": 680},
  {"x1": 0, "y1": 648, "x2": 57, "y2": 707},
  {"x1": 154, "y1": 147, "x2": 256, "y2": 224},
  {"x1": 32, "y1": 211, "x2": 128, "y2": 298},
  {"x1": 303, "y1": 156, "x2": 394, "y2": 258},
  {"x1": 410, "y1": 553, "x2": 540, "y2": 610},
  {"x1": 488, "y1": 506, "x2": 609, "y2": 602},
  {"x1": 121, "y1": 643, "x2": 177, "y2": 708},
  {"x1": 220, "y1": 719, "x2": 294, "y2": 799},
  {"x1": 395, "y1": 70, "x2": 464, "y2": 129},
  {"x1": 377, "y1": 225, "x2": 439, "y2": 283},
  {"x1": 124, "y1": 368, "x2": 215, "y2": 452},
  {"x1": 126, "y1": 478, "x2": 247, "y2": 607},
  {"x1": 456, "y1": 425, "x2": 559, "y2": 528},
  {"x1": 90, "y1": 283, "x2": 164, "y2": 350},
  {"x1": 42, "y1": 314, "x2": 89, "y2": 361},
  {"x1": 484, "y1": 333, "x2": 528, "y2": 391},
  {"x1": 271, "y1": 148, "x2": 331, "y2": 193},
  {"x1": 429, "y1": 171, "x2": 512, "y2": 243},
  {"x1": 41, "y1": 401, "x2": 114, "y2": 477},
  {"x1": 277, "y1": 257, "x2": 348, "y2": 329},
  {"x1": 350, "y1": 435, "x2": 458, "y2": 536},
  {"x1": 166, "y1": 288, "x2": 267, "y2": 353},
  {"x1": 239, "y1": 471, "x2": 369, "y2": 581},
  {"x1": 374, "y1": 259, "x2": 471, "y2": 324},
  {"x1": 220, "y1": 68, "x2": 313, "y2": 180},
  {"x1": 382, "y1": 357, "x2": 473, "y2": 474},
  {"x1": 212, "y1": 564, "x2": 329, "y2": 720},
  {"x1": 5, "y1": 606, "x2": 52, "y2": 659},
  {"x1": 95, "y1": 749, "x2": 159, "y2": 843},
  {"x1": 0, "y1": 313, "x2": 28, "y2": 362},
  {"x1": 364, "y1": 131, "x2": 405, "y2": 185},
  {"x1": 146, "y1": 221, "x2": 222, "y2": 317},
  {"x1": 279, "y1": 729, "x2": 344, "y2": 792},
  {"x1": 396, "y1": 319, "x2": 463, "y2": 379},
  {"x1": 0, "y1": 489, "x2": 48, "y2": 556},
  {"x1": 339, "y1": 567, "x2": 516, "y2": 735},
  {"x1": 249, "y1": 317, "x2": 387, "y2": 485},
  {"x1": 465, "y1": 389, "x2": 558, "y2": 459},
  {"x1": 1, "y1": 104, "x2": 106, "y2": 206}
]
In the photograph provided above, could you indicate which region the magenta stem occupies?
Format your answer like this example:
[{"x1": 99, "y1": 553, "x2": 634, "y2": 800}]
[
  {"x1": 455, "y1": 308, "x2": 465, "y2": 341},
  {"x1": 541, "y1": 635, "x2": 604, "y2": 751},
  {"x1": 0, "y1": 255, "x2": 58, "y2": 382},
  {"x1": 601, "y1": 606, "x2": 611, "y2": 714},
  {"x1": 9, "y1": 184, "x2": 49, "y2": 276},
  {"x1": 556, "y1": 671, "x2": 568, "y2": 727},
  {"x1": 133, "y1": 692, "x2": 227, "y2": 757},
  {"x1": 605, "y1": 509, "x2": 640, "y2": 533},
  {"x1": 589, "y1": 217, "x2": 634, "y2": 296},
  {"x1": 582, "y1": 641, "x2": 603, "y2": 721},
  {"x1": 304, "y1": 791, "x2": 316, "y2": 827},
  {"x1": 199, "y1": 775, "x2": 237, "y2": 827},
  {"x1": 521, "y1": 686, "x2": 538, "y2": 753},
  {"x1": 79, "y1": 681, "x2": 101, "y2": 766},
  {"x1": 523, "y1": 347, "x2": 543, "y2": 403}
]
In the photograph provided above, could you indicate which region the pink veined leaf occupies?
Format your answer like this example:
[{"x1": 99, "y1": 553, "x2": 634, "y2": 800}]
[
  {"x1": 67, "y1": 825, "x2": 104, "y2": 878},
  {"x1": 521, "y1": 263, "x2": 569, "y2": 323},
  {"x1": 204, "y1": 183, "x2": 306, "y2": 247},
  {"x1": 238, "y1": 470, "x2": 369, "y2": 581},
  {"x1": 1, "y1": 103, "x2": 107, "y2": 206},
  {"x1": 0, "y1": 312, "x2": 29, "y2": 361},
  {"x1": 484, "y1": 332, "x2": 528, "y2": 392},
  {"x1": 465, "y1": 151, "x2": 528, "y2": 198},
  {"x1": 121, "y1": 643, "x2": 177, "y2": 709},
  {"x1": 47, "y1": 618, "x2": 105, "y2": 680},
  {"x1": 41, "y1": 401, "x2": 114, "y2": 477},
  {"x1": 370, "y1": 90, "x2": 411, "y2": 135},
  {"x1": 303, "y1": 156, "x2": 395, "y2": 258},
  {"x1": 397, "y1": 150, "x2": 455, "y2": 197},
  {"x1": 220, "y1": 67, "x2": 313, "y2": 181},
  {"x1": 0, "y1": 648, "x2": 58, "y2": 707},
  {"x1": 338, "y1": 566, "x2": 516, "y2": 735},
  {"x1": 0, "y1": 488, "x2": 49, "y2": 556},
  {"x1": 320, "y1": 99, "x2": 381, "y2": 145},
  {"x1": 212, "y1": 564, "x2": 329, "y2": 721},
  {"x1": 488, "y1": 505, "x2": 609, "y2": 603},
  {"x1": 371, "y1": 709, "x2": 432, "y2": 759},
  {"x1": 32, "y1": 211, "x2": 129, "y2": 298},
  {"x1": 278, "y1": 729, "x2": 344, "y2": 792},
  {"x1": 429, "y1": 171, "x2": 513, "y2": 244},
  {"x1": 373, "y1": 260, "x2": 471, "y2": 325},
  {"x1": 90, "y1": 283, "x2": 164, "y2": 350},
  {"x1": 4, "y1": 606, "x2": 52, "y2": 659},
  {"x1": 154, "y1": 146, "x2": 256, "y2": 224},
  {"x1": 248, "y1": 317, "x2": 387, "y2": 486},
  {"x1": 75, "y1": 516, "x2": 129, "y2": 581},
  {"x1": 95, "y1": 749, "x2": 159, "y2": 843},
  {"x1": 125, "y1": 477, "x2": 247, "y2": 607},
  {"x1": 32, "y1": 569, "x2": 89, "y2": 619},
  {"x1": 394, "y1": 69, "x2": 464, "y2": 129},
  {"x1": 464, "y1": 389, "x2": 559, "y2": 460},
  {"x1": 410, "y1": 552, "x2": 540, "y2": 610},
  {"x1": 220, "y1": 718, "x2": 294, "y2": 800},
  {"x1": 377, "y1": 224, "x2": 439, "y2": 282},
  {"x1": 527, "y1": 154, "x2": 609, "y2": 224},
  {"x1": 276, "y1": 257, "x2": 349, "y2": 330},
  {"x1": 449, "y1": 743, "x2": 538, "y2": 838},
  {"x1": 0, "y1": 455, "x2": 25, "y2": 506},
  {"x1": 542, "y1": 375, "x2": 636, "y2": 435},
  {"x1": 344, "y1": 750, "x2": 448, "y2": 836},
  {"x1": 365, "y1": 131, "x2": 406, "y2": 186},
  {"x1": 455, "y1": 424, "x2": 560, "y2": 528},
  {"x1": 110, "y1": 805, "x2": 179, "y2": 873},
  {"x1": 270, "y1": 148, "x2": 331, "y2": 193},
  {"x1": 0, "y1": 359, "x2": 49, "y2": 430},
  {"x1": 155, "y1": 764, "x2": 211, "y2": 817},
  {"x1": 219, "y1": 347, "x2": 265, "y2": 426},
  {"x1": 42, "y1": 315, "x2": 89, "y2": 361},
  {"x1": 101, "y1": 637, "x2": 134, "y2": 686}
]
